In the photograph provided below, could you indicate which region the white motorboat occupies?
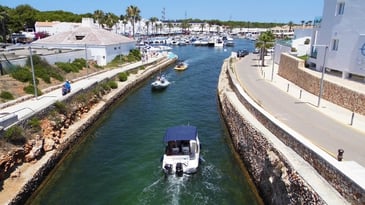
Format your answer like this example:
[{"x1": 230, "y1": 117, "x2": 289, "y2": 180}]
[
  {"x1": 162, "y1": 125, "x2": 200, "y2": 176},
  {"x1": 214, "y1": 38, "x2": 224, "y2": 47},
  {"x1": 145, "y1": 45, "x2": 172, "y2": 52},
  {"x1": 151, "y1": 75, "x2": 170, "y2": 90}
]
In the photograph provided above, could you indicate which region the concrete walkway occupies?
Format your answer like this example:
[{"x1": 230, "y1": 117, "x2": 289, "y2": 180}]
[
  {"x1": 234, "y1": 53, "x2": 365, "y2": 192},
  {"x1": 235, "y1": 53, "x2": 365, "y2": 166},
  {"x1": 0, "y1": 54, "x2": 167, "y2": 128}
]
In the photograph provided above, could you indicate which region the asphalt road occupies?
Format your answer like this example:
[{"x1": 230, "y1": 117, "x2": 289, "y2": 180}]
[{"x1": 235, "y1": 54, "x2": 365, "y2": 167}]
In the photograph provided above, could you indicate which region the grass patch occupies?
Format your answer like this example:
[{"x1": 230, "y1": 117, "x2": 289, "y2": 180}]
[
  {"x1": 4, "y1": 125, "x2": 26, "y2": 145},
  {"x1": 0, "y1": 91, "x2": 14, "y2": 100},
  {"x1": 118, "y1": 72, "x2": 128, "y2": 82}
]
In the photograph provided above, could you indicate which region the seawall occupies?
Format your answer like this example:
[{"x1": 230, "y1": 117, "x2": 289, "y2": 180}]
[{"x1": 217, "y1": 57, "x2": 364, "y2": 204}]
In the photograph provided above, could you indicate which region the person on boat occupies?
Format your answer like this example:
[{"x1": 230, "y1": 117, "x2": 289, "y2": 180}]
[{"x1": 160, "y1": 75, "x2": 166, "y2": 83}]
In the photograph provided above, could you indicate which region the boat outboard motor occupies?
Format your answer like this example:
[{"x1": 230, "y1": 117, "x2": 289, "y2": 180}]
[
  {"x1": 176, "y1": 163, "x2": 183, "y2": 177},
  {"x1": 164, "y1": 164, "x2": 173, "y2": 174}
]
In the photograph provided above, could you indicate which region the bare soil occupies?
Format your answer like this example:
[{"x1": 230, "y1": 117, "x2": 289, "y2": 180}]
[
  {"x1": 0, "y1": 66, "x2": 102, "y2": 102},
  {"x1": 0, "y1": 66, "x2": 103, "y2": 154}
]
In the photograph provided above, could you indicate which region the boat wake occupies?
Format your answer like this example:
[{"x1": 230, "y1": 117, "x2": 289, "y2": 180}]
[
  {"x1": 138, "y1": 161, "x2": 223, "y2": 205},
  {"x1": 138, "y1": 174, "x2": 189, "y2": 205}
]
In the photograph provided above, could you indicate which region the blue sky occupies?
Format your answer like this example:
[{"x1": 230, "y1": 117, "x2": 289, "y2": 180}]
[{"x1": 1, "y1": 0, "x2": 323, "y2": 24}]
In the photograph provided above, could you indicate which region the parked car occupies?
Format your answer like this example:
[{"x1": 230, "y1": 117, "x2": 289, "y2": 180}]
[
  {"x1": 237, "y1": 49, "x2": 249, "y2": 57},
  {"x1": 253, "y1": 48, "x2": 260, "y2": 54}
]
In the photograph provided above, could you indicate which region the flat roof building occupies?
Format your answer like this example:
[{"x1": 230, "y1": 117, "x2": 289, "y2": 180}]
[{"x1": 308, "y1": 0, "x2": 365, "y2": 81}]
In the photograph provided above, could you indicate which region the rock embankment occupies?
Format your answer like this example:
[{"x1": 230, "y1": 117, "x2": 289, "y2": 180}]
[{"x1": 0, "y1": 56, "x2": 176, "y2": 204}]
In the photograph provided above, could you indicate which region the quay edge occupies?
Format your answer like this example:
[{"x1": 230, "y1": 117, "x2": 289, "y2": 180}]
[{"x1": 217, "y1": 56, "x2": 357, "y2": 205}]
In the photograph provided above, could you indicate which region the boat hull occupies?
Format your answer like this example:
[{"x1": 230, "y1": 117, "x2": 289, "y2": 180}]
[
  {"x1": 161, "y1": 125, "x2": 200, "y2": 176},
  {"x1": 174, "y1": 63, "x2": 188, "y2": 71}
]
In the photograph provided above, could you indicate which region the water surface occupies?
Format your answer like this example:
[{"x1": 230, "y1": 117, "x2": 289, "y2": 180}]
[{"x1": 29, "y1": 39, "x2": 260, "y2": 205}]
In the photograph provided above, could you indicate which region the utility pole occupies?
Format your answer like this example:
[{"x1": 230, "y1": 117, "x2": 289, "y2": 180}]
[
  {"x1": 317, "y1": 45, "x2": 328, "y2": 107},
  {"x1": 29, "y1": 46, "x2": 38, "y2": 98}
]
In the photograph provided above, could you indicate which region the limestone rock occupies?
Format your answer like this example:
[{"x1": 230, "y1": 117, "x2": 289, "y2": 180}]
[{"x1": 43, "y1": 138, "x2": 55, "y2": 152}]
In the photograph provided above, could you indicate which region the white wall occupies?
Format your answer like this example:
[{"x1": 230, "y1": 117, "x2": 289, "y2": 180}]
[{"x1": 311, "y1": 0, "x2": 365, "y2": 77}]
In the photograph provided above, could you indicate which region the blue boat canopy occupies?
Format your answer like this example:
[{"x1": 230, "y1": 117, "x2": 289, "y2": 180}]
[{"x1": 163, "y1": 125, "x2": 198, "y2": 142}]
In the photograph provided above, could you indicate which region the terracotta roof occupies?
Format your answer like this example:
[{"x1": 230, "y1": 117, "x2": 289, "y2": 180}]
[{"x1": 32, "y1": 25, "x2": 135, "y2": 46}]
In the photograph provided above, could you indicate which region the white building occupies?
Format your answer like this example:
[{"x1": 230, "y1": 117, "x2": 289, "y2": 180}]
[
  {"x1": 32, "y1": 18, "x2": 136, "y2": 66},
  {"x1": 35, "y1": 21, "x2": 80, "y2": 36},
  {"x1": 308, "y1": 0, "x2": 365, "y2": 79}
]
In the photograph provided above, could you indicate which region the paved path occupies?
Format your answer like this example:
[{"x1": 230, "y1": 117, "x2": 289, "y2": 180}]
[
  {"x1": 0, "y1": 54, "x2": 167, "y2": 127},
  {"x1": 234, "y1": 53, "x2": 365, "y2": 167}
]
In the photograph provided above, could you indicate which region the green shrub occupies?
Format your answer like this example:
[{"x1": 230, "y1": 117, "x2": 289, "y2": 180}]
[
  {"x1": 27, "y1": 117, "x2": 41, "y2": 132},
  {"x1": 50, "y1": 72, "x2": 64, "y2": 82},
  {"x1": 11, "y1": 68, "x2": 33, "y2": 82},
  {"x1": 34, "y1": 65, "x2": 51, "y2": 83},
  {"x1": 130, "y1": 49, "x2": 141, "y2": 61},
  {"x1": 100, "y1": 82, "x2": 111, "y2": 91},
  {"x1": 72, "y1": 58, "x2": 86, "y2": 70},
  {"x1": 118, "y1": 72, "x2": 128, "y2": 82},
  {"x1": 23, "y1": 84, "x2": 42, "y2": 95},
  {"x1": 55, "y1": 62, "x2": 78, "y2": 73},
  {"x1": 4, "y1": 125, "x2": 26, "y2": 145},
  {"x1": 107, "y1": 80, "x2": 118, "y2": 89},
  {"x1": 0, "y1": 91, "x2": 14, "y2": 100},
  {"x1": 54, "y1": 101, "x2": 67, "y2": 114}
]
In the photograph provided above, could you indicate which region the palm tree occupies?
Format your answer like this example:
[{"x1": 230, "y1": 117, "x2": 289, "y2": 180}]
[
  {"x1": 119, "y1": 14, "x2": 128, "y2": 35},
  {"x1": 200, "y1": 23, "x2": 205, "y2": 33},
  {"x1": 301, "y1": 20, "x2": 305, "y2": 27},
  {"x1": 208, "y1": 22, "x2": 212, "y2": 33},
  {"x1": 306, "y1": 20, "x2": 313, "y2": 27},
  {"x1": 167, "y1": 22, "x2": 173, "y2": 35},
  {"x1": 181, "y1": 20, "x2": 189, "y2": 33},
  {"x1": 145, "y1": 21, "x2": 150, "y2": 36},
  {"x1": 126, "y1": 5, "x2": 141, "y2": 37},
  {"x1": 93, "y1": 10, "x2": 105, "y2": 28},
  {"x1": 288, "y1": 21, "x2": 293, "y2": 32},
  {"x1": 157, "y1": 23, "x2": 163, "y2": 34},
  {"x1": 104, "y1": 12, "x2": 119, "y2": 31},
  {"x1": 149, "y1": 17, "x2": 158, "y2": 36},
  {"x1": 255, "y1": 31, "x2": 275, "y2": 66}
]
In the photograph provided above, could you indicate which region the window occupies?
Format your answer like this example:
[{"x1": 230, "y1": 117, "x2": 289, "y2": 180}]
[
  {"x1": 332, "y1": 39, "x2": 339, "y2": 51},
  {"x1": 337, "y1": 2, "x2": 345, "y2": 15},
  {"x1": 75, "y1": 35, "x2": 85, "y2": 40}
]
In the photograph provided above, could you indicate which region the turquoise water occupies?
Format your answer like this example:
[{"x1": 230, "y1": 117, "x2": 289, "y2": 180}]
[{"x1": 28, "y1": 39, "x2": 260, "y2": 205}]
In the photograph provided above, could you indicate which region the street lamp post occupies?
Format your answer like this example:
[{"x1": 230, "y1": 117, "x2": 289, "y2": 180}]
[
  {"x1": 271, "y1": 46, "x2": 275, "y2": 82},
  {"x1": 84, "y1": 44, "x2": 88, "y2": 78},
  {"x1": 29, "y1": 46, "x2": 38, "y2": 98},
  {"x1": 317, "y1": 45, "x2": 328, "y2": 107}
]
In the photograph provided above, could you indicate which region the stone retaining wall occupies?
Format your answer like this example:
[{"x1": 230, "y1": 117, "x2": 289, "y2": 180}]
[
  {"x1": 217, "y1": 58, "x2": 364, "y2": 204},
  {"x1": 278, "y1": 53, "x2": 365, "y2": 115},
  {"x1": 8, "y1": 57, "x2": 176, "y2": 204}
]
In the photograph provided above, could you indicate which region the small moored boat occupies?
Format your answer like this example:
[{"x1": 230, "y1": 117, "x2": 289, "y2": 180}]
[
  {"x1": 162, "y1": 125, "x2": 200, "y2": 176},
  {"x1": 151, "y1": 75, "x2": 170, "y2": 90},
  {"x1": 174, "y1": 62, "x2": 188, "y2": 71}
]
